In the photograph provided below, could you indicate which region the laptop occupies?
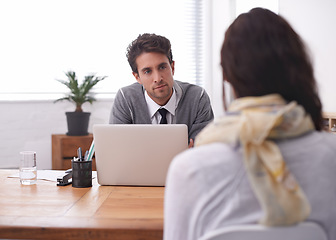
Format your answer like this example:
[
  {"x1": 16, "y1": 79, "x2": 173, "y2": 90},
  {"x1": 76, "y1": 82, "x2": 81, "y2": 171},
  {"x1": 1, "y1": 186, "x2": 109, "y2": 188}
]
[{"x1": 93, "y1": 124, "x2": 188, "y2": 186}]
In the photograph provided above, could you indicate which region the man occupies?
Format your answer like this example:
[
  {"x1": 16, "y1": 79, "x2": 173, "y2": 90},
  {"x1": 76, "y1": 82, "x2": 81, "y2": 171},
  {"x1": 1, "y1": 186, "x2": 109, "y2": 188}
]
[{"x1": 109, "y1": 33, "x2": 214, "y2": 146}]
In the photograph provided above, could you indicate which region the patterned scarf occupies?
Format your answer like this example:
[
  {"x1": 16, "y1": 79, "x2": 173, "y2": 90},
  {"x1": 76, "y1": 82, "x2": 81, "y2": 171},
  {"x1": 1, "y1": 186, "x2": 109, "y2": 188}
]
[{"x1": 195, "y1": 94, "x2": 312, "y2": 226}]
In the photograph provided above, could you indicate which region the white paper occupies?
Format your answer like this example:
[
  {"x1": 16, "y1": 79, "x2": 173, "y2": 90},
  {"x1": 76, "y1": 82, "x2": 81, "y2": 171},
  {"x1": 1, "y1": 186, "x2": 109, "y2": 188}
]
[{"x1": 8, "y1": 170, "x2": 97, "y2": 182}]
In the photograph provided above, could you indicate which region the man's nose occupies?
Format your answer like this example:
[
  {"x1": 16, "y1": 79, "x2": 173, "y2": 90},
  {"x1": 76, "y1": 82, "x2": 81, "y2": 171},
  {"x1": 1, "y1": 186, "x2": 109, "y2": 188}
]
[{"x1": 153, "y1": 70, "x2": 163, "y2": 83}]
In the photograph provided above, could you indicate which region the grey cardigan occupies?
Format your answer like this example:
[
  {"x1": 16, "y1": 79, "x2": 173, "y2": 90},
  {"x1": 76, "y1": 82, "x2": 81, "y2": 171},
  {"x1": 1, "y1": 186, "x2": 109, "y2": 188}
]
[{"x1": 109, "y1": 80, "x2": 214, "y2": 140}]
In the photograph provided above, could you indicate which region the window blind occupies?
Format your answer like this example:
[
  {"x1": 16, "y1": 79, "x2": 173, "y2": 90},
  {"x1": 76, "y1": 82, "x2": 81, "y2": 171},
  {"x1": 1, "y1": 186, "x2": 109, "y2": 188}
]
[{"x1": 184, "y1": 0, "x2": 205, "y2": 87}]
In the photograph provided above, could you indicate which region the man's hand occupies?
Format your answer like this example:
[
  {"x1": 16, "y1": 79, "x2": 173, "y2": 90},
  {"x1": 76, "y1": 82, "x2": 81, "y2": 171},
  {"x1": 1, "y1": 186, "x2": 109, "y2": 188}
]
[{"x1": 188, "y1": 138, "x2": 194, "y2": 148}]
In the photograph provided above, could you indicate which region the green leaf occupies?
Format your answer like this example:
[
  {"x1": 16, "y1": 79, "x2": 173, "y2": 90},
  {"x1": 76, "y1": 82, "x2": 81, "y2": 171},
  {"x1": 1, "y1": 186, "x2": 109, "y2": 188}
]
[{"x1": 54, "y1": 70, "x2": 106, "y2": 112}]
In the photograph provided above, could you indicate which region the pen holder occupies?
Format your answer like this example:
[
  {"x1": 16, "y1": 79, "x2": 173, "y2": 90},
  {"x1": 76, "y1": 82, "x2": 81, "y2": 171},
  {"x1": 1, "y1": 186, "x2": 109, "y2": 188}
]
[{"x1": 71, "y1": 159, "x2": 92, "y2": 188}]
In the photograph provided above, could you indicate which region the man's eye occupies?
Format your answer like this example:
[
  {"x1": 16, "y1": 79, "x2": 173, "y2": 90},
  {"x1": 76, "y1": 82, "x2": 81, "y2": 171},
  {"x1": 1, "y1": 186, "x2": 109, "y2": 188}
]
[
  {"x1": 144, "y1": 70, "x2": 151, "y2": 74},
  {"x1": 160, "y1": 66, "x2": 166, "y2": 70}
]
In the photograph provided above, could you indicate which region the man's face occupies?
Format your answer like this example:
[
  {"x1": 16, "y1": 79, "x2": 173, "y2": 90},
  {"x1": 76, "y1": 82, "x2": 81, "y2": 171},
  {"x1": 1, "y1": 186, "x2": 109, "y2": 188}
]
[{"x1": 133, "y1": 52, "x2": 175, "y2": 106}]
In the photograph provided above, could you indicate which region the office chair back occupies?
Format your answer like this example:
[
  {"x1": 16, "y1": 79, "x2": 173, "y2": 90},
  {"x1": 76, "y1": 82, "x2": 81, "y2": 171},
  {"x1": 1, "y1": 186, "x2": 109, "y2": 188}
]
[{"x1": 199, "y1": 222, "x2": 327, "y2": 240}]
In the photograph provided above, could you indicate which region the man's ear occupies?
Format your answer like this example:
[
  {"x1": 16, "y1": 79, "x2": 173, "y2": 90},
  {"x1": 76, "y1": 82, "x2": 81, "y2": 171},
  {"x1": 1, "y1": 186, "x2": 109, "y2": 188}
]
[
  {"x1": 132, "y1": 72, "x2": 142, "y2": 84},
  {"x1": 171, "y1": 61, "x2": 175, "y2": 75}
]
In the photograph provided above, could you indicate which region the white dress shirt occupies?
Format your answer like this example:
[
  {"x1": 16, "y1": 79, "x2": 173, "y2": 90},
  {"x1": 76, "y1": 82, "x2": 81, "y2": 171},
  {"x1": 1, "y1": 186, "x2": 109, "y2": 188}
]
[{"x1": 145, "y1": 88, "x2": 177, "y2": 124}]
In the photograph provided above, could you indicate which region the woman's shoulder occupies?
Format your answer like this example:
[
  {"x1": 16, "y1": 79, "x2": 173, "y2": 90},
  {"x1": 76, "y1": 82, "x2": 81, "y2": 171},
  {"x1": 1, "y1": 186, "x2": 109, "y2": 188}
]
[
  {"x1": 278, "y1": 130, "x2": 336, "y2": 153},
  {"x1": 168, "y1": 142, "x2": 243, "y2": 182},
  {"x1": 319, "y1": 131, "x2": 336, "y2": 146}
]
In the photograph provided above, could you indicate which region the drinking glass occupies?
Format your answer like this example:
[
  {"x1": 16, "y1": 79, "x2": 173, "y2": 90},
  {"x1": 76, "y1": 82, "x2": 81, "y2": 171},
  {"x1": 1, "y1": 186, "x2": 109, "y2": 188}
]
[{"x1": 19, "y1": 151, "x2": 37, "y2": 185}]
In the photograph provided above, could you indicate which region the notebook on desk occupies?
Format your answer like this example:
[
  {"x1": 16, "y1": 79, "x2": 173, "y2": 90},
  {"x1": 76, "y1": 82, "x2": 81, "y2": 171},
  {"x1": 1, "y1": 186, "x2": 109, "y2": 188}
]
[{"x1": 93, "y1": 124, "x2": 188, "y2": 186}]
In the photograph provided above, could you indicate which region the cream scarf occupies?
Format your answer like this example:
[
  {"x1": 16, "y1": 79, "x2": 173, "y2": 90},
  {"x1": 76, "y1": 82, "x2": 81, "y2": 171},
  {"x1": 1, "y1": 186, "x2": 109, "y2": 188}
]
[{"x1": 195, "y1": 94, "x2": 313, "y2": 226}]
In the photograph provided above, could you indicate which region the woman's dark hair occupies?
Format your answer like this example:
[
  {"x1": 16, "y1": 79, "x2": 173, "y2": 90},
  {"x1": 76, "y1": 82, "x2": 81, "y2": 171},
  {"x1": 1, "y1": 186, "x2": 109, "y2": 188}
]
[
  {"x1": 126, "y1": 33, "x2": 173, "y2": 74},
  {"x1": 221, "y1": 8, "x2": 323, "y2": 130}
]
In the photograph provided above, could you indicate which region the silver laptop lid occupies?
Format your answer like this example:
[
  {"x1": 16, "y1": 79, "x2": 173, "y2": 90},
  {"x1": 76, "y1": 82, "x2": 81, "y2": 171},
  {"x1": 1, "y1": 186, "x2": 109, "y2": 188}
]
[{"x1": 93, "y1": 124, "x2": 188, "y2": 186}]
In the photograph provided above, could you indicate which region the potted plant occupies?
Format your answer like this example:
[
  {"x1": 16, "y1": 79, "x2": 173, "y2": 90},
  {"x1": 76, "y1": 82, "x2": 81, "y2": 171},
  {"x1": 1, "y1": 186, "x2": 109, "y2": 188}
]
[{"x1": 55, "y1": 71, "x2": 106, "y2": 136}]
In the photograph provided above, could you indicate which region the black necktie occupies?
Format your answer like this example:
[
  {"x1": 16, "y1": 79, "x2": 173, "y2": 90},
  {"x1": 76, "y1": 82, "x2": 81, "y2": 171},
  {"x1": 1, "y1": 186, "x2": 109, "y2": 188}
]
[{"x1": 158, "y1": 108, "x2": 168, "y2": 124}]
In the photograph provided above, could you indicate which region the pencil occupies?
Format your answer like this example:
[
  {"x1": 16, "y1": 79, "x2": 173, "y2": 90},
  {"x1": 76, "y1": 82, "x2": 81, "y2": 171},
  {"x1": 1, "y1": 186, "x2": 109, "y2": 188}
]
[{"x1": 87, "y1": 140, "x2": 95, "y2": 161}]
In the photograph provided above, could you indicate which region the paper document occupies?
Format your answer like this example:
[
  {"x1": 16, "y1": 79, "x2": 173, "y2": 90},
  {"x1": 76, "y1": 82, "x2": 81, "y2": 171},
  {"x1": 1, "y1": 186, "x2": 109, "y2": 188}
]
[{"x1": 8, "y1": 170, "x2": 97, "y2": 182}]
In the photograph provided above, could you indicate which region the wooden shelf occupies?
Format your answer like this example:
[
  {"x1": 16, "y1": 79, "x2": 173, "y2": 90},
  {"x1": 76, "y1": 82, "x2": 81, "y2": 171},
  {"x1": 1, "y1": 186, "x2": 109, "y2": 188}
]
[
  {"x1": 52, "y1": 134, "x2": 96, "y2": 170},
  {"x1": 323, "y1": 112, "x2": 336, "y2": 133}
]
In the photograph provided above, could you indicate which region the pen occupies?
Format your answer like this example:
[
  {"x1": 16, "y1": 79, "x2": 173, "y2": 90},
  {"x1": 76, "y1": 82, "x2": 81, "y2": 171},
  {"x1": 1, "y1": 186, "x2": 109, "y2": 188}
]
[
  {"x1": 77, "y1": 147, "x2": 82, "y2": 161},
  {"x1": 87, "y1": 140, "x2": 95, "y2": 162},
  {"x1": 84, "y1": 150, "x2": 89, "y2": 161}
]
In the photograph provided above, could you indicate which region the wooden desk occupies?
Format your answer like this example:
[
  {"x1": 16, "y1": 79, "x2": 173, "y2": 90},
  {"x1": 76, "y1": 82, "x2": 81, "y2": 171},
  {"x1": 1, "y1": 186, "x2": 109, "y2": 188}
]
[{"x1": 0, "y1": 170, "x2": 164, "y2": 240}]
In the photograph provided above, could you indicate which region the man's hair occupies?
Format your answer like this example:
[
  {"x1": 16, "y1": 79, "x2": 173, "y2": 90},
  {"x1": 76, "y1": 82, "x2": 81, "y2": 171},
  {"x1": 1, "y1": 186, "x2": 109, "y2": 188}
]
[
  {"x1": 126, "y1": 33, "x2": 174, "y2": 74},
  {"x1": 221, "y1": 8, "x2": 323, "y2": 130}
]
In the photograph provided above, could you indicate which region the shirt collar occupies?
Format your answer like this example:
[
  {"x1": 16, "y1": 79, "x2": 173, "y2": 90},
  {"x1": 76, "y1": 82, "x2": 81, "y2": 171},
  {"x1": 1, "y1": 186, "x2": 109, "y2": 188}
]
[{"x1": 145, "y1": 88, "x2": 177, "y2": 118}]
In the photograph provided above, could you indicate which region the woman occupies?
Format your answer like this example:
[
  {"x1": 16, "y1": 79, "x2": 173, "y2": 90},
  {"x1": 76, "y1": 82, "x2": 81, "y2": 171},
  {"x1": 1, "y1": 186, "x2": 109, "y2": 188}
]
[{"x1": 164, "y1": 8, "x2": 336, "y2": 240}]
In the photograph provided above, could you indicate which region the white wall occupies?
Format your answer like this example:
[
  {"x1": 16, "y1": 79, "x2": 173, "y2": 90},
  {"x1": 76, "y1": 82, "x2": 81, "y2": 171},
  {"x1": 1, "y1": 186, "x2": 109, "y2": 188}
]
[
  {"x1": 0, "y1": 99, "x2": 113, "y2": 169},
  {"x1": 205, "y1": 0, "x2": 235, "y2": 117},
  {"x1": 279, "y1": 0, "x2": 336, "y2": 112}
]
